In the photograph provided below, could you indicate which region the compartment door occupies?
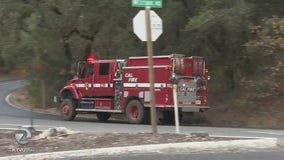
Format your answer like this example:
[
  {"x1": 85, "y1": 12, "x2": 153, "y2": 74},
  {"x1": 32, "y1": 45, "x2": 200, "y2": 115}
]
[{"x1": 94, "y1": 62, "x2": 115, "y2": 96}]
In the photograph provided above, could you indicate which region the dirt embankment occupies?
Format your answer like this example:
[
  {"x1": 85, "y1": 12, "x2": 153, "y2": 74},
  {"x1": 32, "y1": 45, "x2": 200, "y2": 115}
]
[{"x1": 204, "y1": 90, "x2": 284, "y2": 129}]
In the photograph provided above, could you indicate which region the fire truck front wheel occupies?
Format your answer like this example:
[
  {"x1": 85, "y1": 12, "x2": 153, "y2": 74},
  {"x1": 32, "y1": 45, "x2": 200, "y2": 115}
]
[
  {"x1": 61, "y1": 99, "x2": 76, "y2": 121},
  {"x1": 126, "y1": 100, "x2": 145, "y2": 124}
]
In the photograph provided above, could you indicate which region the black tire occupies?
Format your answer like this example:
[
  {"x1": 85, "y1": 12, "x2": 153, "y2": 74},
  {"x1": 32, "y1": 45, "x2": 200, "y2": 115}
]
[
  {"x1": 97, "y1": 112, "x2": 111, "y2": 122},
  {"x1": 161, "y1": 111, "x2": 183, "y2": 125},
  {"x1": 143, "y1": 107, "x2": 150, "y2": 124},
  {"x1": 61, "y1": 99, "x2": 76, "y2": 121},
  {"x1": 125, "y1": 100, "x2": 145, "y2": 124},
  {"x1": 162, "y1": 111, "x2": 175, "y2": 124}
]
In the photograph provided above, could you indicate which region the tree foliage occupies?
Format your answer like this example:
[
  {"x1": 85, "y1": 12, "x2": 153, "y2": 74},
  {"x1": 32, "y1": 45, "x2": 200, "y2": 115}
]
[
  {"x1": 242, "y1": 17, "x2": 284, "y2": 100},
  {"x1": 183, "y1": 0, "x2": 253, "y2": 93}
]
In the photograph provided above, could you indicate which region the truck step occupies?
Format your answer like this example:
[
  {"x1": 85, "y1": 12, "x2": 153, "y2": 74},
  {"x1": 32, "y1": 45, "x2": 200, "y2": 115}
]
[
  {"x1": 81, "y1": 97, "x2": 113, "y2": 101},
  {"x1": 75, "y1": 108, "x2": 122, "y2": 113}
]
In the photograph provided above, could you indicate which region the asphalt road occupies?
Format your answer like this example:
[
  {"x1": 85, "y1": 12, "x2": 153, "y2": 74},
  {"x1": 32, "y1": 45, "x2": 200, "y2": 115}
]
[{"x1": 0, "y1": 79, "x2": 284, "y2": 160}]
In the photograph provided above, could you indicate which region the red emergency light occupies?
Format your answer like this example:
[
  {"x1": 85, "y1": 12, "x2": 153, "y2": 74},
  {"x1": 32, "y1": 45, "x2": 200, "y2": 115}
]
[
  {"x1": 86, "y1": 55, "x2": 96, "y2": 62},
  {"x1": 204, "y1": 69, "x2": 209, "y2": 75}
]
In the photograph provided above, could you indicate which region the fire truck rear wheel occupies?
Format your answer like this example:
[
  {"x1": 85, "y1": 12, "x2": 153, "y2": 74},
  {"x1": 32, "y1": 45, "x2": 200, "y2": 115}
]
[
  {"x1": 126, "y1": 100, "x2": 145, "y2": 124},
  {"x1": 61, "y1": 99, "x2": 76, "y2": 121},
  {"x1": 96, "y1": 112, "x2": 111, "y2": 122}
]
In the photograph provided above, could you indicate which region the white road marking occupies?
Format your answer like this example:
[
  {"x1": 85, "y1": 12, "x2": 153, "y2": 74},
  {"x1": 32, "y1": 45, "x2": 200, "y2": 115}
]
[
  {"x1": 5, "y1": 93, "x2": 32, "y2": 112},
  {"x1": 244, "y1": 130, "x2": 284, "y2": 136},
  {"x1": 0, "y1": 123, "x2": 59, "y2": 131},
  {"x1": 0, "y1": 123, "x2": 57, "y2": 128}
]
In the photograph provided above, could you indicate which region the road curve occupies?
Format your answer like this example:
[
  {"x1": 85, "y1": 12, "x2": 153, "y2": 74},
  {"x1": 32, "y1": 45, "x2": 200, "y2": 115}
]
[{"x1": 0, "y1": 79, "x2": 60, "y2": 120}]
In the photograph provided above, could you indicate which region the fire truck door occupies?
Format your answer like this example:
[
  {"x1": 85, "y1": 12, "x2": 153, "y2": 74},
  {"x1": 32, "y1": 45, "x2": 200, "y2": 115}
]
[
  {"x1": 77, "y1": 63, "x2": 94, "y2": 96},
  {"x1": 94, "y1": 62, "x2": 115, "y2": 96}
]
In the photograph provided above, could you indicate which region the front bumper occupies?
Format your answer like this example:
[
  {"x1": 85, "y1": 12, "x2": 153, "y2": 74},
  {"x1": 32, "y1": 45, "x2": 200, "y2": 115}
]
[
  {"x1": 181, "y1": 105, "x2": 210, "y2": 112},
  {"x1": 53, "y1": 96, "x2": 62, "y2": 103}
]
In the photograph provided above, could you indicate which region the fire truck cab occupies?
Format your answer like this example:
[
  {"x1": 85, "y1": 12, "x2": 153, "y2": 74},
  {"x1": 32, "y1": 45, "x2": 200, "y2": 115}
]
[{"x1": 55, "y1": 54, "x2": 209, "y2": 124}]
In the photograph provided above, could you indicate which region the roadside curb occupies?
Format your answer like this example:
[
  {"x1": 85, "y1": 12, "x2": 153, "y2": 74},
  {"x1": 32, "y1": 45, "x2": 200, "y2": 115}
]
[
  {"x1": 277, "y1": 136, "x2": 284, "y2": 147},
  {"x1": 0, "y1": 137, "x2": 277, "y2": 160}
]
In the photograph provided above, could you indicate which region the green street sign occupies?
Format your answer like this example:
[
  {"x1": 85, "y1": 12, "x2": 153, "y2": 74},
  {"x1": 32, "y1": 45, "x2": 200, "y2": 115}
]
[{"x1": 132, "y1": 0, "x2": 162, "y2": 8}]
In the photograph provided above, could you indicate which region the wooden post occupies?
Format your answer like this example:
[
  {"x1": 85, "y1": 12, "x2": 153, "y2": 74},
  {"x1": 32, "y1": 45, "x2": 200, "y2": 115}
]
[{"x1": 145, "y1": 7, "x2": 157, "y2": 134}]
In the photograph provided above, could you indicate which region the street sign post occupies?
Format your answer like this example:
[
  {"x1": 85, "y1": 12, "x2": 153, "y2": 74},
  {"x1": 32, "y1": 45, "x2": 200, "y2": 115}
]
[
  {"x1": 133, "y1": 10, "x2": 163, "y2": 42},
  {"x1": 132, "y1": 0, "x2": 162, "y2": 134},
  {"x1": 132, "y1": 0, "x2": 162, "y2": 8},
  {"x1": 144, "y1": 8, "x2": 157, "y2": 134}
]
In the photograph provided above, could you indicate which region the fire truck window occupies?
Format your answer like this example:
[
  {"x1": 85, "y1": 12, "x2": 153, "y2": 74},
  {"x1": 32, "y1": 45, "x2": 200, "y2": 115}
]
[
  {"x1": 86, "y1": 64, "x2": 93, "y2": 76},
  {"x1": 99, "y1": 63, "x2": 110, "y2": 76}
]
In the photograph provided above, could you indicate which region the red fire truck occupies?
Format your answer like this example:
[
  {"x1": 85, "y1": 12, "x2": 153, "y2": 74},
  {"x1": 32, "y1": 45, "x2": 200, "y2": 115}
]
[{"x1": 54, "y1": 54, "x2": 209, "y2": 124}]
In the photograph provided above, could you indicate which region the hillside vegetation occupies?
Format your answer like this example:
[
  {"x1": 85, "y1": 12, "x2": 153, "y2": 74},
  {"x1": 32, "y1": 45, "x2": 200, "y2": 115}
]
[{"x1": 0, "y1": 0, "x2": 283, "y2": 128}]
